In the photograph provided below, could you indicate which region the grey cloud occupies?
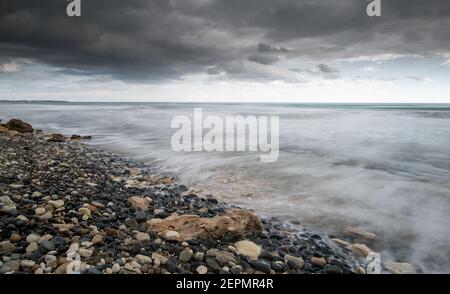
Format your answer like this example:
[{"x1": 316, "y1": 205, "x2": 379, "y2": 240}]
[
  {"x1": 317, "y1": 64, "x2": 339, "y2": 73},
  {"x1": 0, "y1": 0, "x2": 449, "y2": 82}
]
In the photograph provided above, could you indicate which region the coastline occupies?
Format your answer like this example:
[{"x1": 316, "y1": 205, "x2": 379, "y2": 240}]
[{"x1": 0, "y1": 119, "x2": 413, "y2": 274}]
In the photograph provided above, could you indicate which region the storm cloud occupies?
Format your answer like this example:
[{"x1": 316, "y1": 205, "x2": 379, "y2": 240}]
[{"x1": 1, "y1": 0, "x2": 450, "y2": 82}]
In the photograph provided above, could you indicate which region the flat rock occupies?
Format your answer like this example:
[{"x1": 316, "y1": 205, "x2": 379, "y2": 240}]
[{"x1": 235, "y1": 240, "x2": 261, "y2": 260}]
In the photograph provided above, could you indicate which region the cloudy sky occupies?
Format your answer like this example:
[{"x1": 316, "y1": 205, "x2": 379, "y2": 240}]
[{"x1": 0, "y1": 0, "x2": 450, "y2": 102}]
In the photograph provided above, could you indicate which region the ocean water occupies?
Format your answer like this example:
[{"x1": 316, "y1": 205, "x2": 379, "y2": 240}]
[{"x1": 1, "y1": 102, "x2": 450, "y2": 273}]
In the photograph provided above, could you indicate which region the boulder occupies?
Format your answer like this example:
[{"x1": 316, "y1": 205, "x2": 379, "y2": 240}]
[
  {"x1": 5, "y1": 119, "x2": 34, "y2": 133},
  {"x1": 148, "y1": 209, "x2": 263, "y2": 241}
]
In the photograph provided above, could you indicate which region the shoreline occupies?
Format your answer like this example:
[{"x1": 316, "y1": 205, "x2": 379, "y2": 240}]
[{"x1": 0, "y1": 119, "x2": 414, "y2": 274}]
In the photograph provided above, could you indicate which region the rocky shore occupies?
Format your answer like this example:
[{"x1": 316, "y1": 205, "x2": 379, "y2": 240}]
[{"x1": 0, "y1": 119, "x2": 414, "y2": 274}]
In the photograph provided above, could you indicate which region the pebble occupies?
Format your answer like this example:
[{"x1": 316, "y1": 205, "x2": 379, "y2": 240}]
[
  {"x1": 136, "y1": 232, "x2": 150, "y2": 241},
  {"x1": 235, "y1": 240, "x2": 261, "y2": 260},
  {"x1": 164, "y1": 230, "x2": 180, "y2": 240},
  {"x1": 111, "y1": 263, "x2": 121, "y2": 273},
  {"x1": 135, "y1": 254, "x2": 152, "y2": 264},
  {"x1": 194, "y1": 252, "x2": 204, "y2": 262},
  {"x1": 350, "y1": 243, "x2": 373, "y2": 257},
  {"x1": 196, "y1": 265, "x2": 208, "y2": 274},
  {"x1": 311, "y1": 256, "x2": 327, "y2": 267},
  {"x1": 253, "y1": 260, "x2": 271, "y2": 274},
  {"x1": 284, "y1": 255, "x2": 304, "y2": 269}
]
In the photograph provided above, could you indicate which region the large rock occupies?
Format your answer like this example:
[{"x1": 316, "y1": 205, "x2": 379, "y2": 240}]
[
  {"x1": 44, "y1": 133, "x2": 67, "y2": 142},
  {"x1": 344, "y1": 227, "x2": 376, "y2": 241},
  {"x1": 128, "y1": 196, "x2": 151, "y2": 211},
  {"x1": 5, "y1": 119, "x2": 34, "y2": 133},
  {"x1": 148, "y1": 209, "x2": 263, "y2": 241}
]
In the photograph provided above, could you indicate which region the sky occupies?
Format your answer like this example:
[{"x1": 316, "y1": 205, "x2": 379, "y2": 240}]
[{"x1": 0, "y1": 0, "x2": 450, "y2": 103}]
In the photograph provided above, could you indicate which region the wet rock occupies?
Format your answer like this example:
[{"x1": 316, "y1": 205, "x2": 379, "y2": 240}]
[
  {"x1": 5, "y1": 119, "x2": 34, "y2": 133},
  {"x1": 284, "y1": 255, "x2": 304, "y2": 269},
  {"x1": 253, "y1": 260, "x2": 271, "y2": 274},
  {"x1": 387, "y1": 262, "x2": 415, "y2": 274},
  {"x1": 344, "y1": 227, "x2": 376, "y2": 241},
  {"x1": 311, "y1": 256, "x2": 327, "y2": 267},
  {"x1": 350, "y1": 244, "x2": 373, "y2": 257},
  {"x1": 44, "y1": 134, "x2": 67, "y2": 142},
  {"x1": 149, "y1": 209, "x2": 263, "y2": 241}
]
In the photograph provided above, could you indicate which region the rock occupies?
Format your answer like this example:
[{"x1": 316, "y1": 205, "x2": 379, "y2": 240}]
[
  {"x1": 355, "y1": 266, "x2": 367, "y2": 274},
  {"x1": 78, "y1": 207, "x2": 91, "y2": 218},
  {"x1": 40, "y1": 240, "x2": 55, "y2": 251},
  {"x1": 311, "y1": 256, "x2": 327, "y2": 267},
  {"x1": 136, "y1": 232, "x2": 150, "y2": 241},
  {"x1": 10, "y1": 233, "x2": 22, "y2": 242},
  {"x1": 38, "y1": 211, "x2": 53, "y2": 220},
  {"x1": 71, "y1": 135, "x2": 81, "y2": 140},
  {"x1": 215, "y1": 251, "x2": 237, "y2": 266},
  {"x1": 152, "y1": 253, "x2": 168, "y2": 265},
  {"x1": 194, "y1": 252, "x2": 204, "y2": 262},
  {"x1": 21, "y1": 260, "x2": 36, "y2": 268},
  {"x1": 79, "y1": 248, "x2": 93, "y2": 258},
  {"x1": 196, "y1": 265, "x2": 208, "y2": 274},
  {"x1": 0, "y1": 241, "x2": 16, "y2": 254},
  {"x1": 5, "y1": 119, "x2": 34, "y2": 133},
  {"x1": 92, "y1": 235, "x2": 103, "y2": 245},
  {"x1": 26, "y1": 234, "x2": 41, "y2": 243},
  {"x1": 325, "y1": 265, "x2": 343, "y2": 274},
  {"x1": 128, "y1": 196, "x2": 151, "y2": 211},
  {"x1": 0, "y1": 126, "x2": 9, "y2": 133},
  {"x1": 387, "y1": 262, "x2": 415, "y2": 274},
  {"x1": 26, "y1": 242, "x2": 39, "y2": 253},
  {"x1": 253, "y1": 260, "x2": 271, "y2": 274},
  {"x1": 0, "y1": 260, "x2": 20, "y2": 273},
  {"x1": 45, "y1": 255, "x2": 57, "y2": 267},
  {"x1": 235, "y1": 240, "x2": 261, "y2": 260},
  {"x1": 112, "y1": 263, "x2": 121, "y2": 273},
  {"x1": 206, "y1": 258, "x2": 221, "y2": 271},
  {"x1": 284, "y1": 255, "x2": 304, "y2": 269},
  {"x1": 148, "y1": 209, "x2": 263, "y2": 241},
  {"x1": 44, "y1": 134, "x2": 67, "y2": 142},
  {"x1": 331, "y1": 238, "x2": 350, "y2": 247},
  {"x1": 135, "y1": 254, "x2": 152, "y2": 264},
  {"x1": 350, "y1": 244, "x2": 373, "y2": 257},
  {"x1": 179, "y1": 249, "x2": 193, "y2": 263},
  {"x1": 164, "y1": 230, "x2": 180, "y2": 240},
  {"x1": 134, "y1": 211, "x2": 147, "y2": 222},
  {"x1": 48, "y1": 200, "x2": 65, "y2": 209},
  {"x1": 0, "y1": 196, "x2": 16, "y2": 214},
  {"x1": 344, "y1": 227, "x2": 376, "y2": 241}
]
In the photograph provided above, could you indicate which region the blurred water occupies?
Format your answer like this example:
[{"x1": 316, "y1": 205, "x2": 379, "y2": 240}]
[{"x1": 1, "y1": 102, "x2": 450, "y2": 273}]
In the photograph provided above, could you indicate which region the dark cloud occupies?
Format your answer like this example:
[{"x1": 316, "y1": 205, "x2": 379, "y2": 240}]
[
  {"x1": 317, "y1": 64, "x2": 339, "y2": 73},
  {"x1": 0, "y1": 0, "x2": 449, "y2": 82}
]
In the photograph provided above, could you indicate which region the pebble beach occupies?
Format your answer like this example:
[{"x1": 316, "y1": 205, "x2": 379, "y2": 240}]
[{"x1": 0, "y1": 119, "x2": 415, "y2": 274}]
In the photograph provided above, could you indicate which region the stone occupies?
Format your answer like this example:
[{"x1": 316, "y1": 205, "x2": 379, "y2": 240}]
[
  {"x1": 79, "y1": 248, "x2": 93, "y2": 258},
  {"x1": 164, "y1": 230, "x2": 180, "y2": 240},
  {"x1": 179, "y1": 249, "x2": 193, "y2": 263},
  {"x1": 152, "y1": 253, "x2": 168, "y2": 265},
  {"x1": 21, "y1": 260, "x2": 36, "y2": 268},
  {"x1": 135, "y1": 254, "x2": 152, "y2": 264},
  {"x1": 344, "y1": 227, "x2": 376, "y2": 241},
  {"x1": 235, "y1": 240, "x2": 261, "y2": 260},
  {"x1": 48, "y1": 200, "x2": 65, "y2": 209},
  {"x1": 92, "y1": 235, "x2": 103, "y2": 245},
  {"x1": 78, "y1": 207, "x2": 91, "y2": 218},
  {"x1": 128, "y1": 196, "x2": 151, "y2": 211},
  {"x1": 215, "y1": 251, "x2": 237, "y2": 266},
  {"x1": 355, "y1": 266, "x2": 367, "y2": 274},
  {"x1": 194, "y1": 252, "x2": 204, "y2": 262},
  {"x1": 284, "y1": 255, "x2": 304, "y2": 269},
  {"x1": 0, "y1": 196, "x2": 16, "y2": 214},
  {"x1": 26, "y1": 242, "x2": 39, "y2": 253},
  {"x1": 350, "y1": 244, "x2": 373, "y2": 257},
  {"x1": 0, "y1": 260, "x2": 20, "y2": 273},
  {"x1": 0, "y1": 241, "x2": 16, "y2": 254},
  {"x1": 196, "y1": 265, "x2": 208, "y2": 274},
  {"x1": 311, "y1": 256, "x2": 327, "y2": 267},
  {"x1": 10, "y1": 233, "x2": 22, "y2": 242},
  {"x1": 44, "y1": 133, "x2": 67, "y2": 142},
  {"x1": 26, "y1": 234, "x2": 41, "y2": 243},
  {"x1": 0, "y1": 126, "x2": 8, "y2": 133},
  {"x1": 35, "y1": 207, "x2": 46, "y2": 215},
  {"x1": 38, "y1": 211, "x2": 53, "y2": 220},
  {"x1": 331, "y1": 238, "x2": 350, "y2": 247},
  {"x1": 45, "y1": 255, "x2": 58, "y2": 267},
  {"x1": 148, "y1": 209, "x2": 263, "y2": 241},
  {"x1": 136, "y1": 232, "x2": 150, "y2": 241},
  {"x1": 253, "y1": 260, "x2": 271, "y2": 274},
  {"x1": 5, "y1": 119, "x2": 34, "y2": 133},
  {"x1": 112, "y1": 263, "x2": 121, "y2": 273},
  {"x1": 387, "y1": 262, "x2": 415, "y2": 274}
]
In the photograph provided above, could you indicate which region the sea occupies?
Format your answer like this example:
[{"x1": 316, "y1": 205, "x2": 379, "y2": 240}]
[{"x1": 1, "y1": 101, "x2": 449, "y2": 273}]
